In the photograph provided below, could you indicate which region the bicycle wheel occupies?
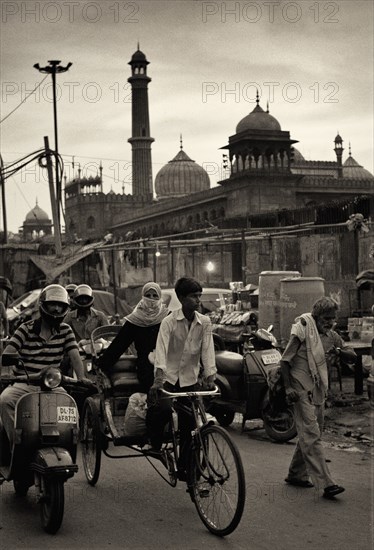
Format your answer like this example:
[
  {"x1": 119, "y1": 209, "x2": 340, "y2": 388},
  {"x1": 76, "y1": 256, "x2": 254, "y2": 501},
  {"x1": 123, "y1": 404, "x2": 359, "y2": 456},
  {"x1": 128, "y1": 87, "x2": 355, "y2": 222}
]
[
  {"x1": 81, "y1": 397, "x2": 102, "y2": 485},
  {"x1": 188, "y1": 425, "x2": 245, "y2": 537}
]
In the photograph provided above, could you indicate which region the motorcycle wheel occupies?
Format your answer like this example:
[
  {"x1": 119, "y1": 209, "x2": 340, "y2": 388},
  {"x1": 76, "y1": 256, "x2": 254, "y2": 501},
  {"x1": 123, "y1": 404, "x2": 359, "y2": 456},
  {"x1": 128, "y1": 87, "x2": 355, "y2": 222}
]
[
  {"x1": 39, "y1": 477, "x2": 64, "y2": 534},
  {"x1": 261, "y1": 392, "x2": 297, "y2": 442},
  {"x1": 209, "y1": 405, "x2": 235, "y2": 427}
]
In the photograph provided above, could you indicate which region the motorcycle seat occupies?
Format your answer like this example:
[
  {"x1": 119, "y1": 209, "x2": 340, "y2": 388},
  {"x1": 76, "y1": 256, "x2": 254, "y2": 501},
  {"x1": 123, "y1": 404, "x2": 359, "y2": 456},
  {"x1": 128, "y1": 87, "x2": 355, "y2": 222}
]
[{"x1": 215, "y1": 350, "x2": 243, "y2": 375}]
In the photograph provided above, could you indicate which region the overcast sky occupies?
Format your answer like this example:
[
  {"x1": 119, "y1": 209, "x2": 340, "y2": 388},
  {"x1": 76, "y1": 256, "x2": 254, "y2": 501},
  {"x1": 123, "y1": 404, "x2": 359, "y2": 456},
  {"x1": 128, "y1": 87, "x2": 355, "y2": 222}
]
[{"x1": 1, "y1": 0, "x2": 373, "y2": 233}]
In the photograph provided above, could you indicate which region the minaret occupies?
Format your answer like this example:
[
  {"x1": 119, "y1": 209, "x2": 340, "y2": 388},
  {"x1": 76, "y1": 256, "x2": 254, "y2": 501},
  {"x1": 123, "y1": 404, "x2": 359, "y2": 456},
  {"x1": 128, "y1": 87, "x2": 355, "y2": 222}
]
[
  {"x1": 334, "y1": 132, "x2": 344, "y2": 178},
  {"x1": 128, "y1": 46, "x2": 154, "y2": 198}
]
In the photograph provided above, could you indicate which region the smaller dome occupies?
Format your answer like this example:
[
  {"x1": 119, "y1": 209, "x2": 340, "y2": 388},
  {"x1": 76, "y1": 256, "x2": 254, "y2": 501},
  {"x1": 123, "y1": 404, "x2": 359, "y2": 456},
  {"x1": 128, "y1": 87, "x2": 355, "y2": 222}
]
[
  {"x1": 155, "y1": 148, "x2": 210, "y2": 199},
  {"x1": 129, "y1": 48, "x2": 149, "y2": 65},
  {"x1": 132, "y1": 49, "x2": 146, "y2": 61},
  {"x1": 25, "y1": 203, "x2": 50, "y2": 223},
  {"x1": 236, "y1": 104, "x2": 282, "y2": 134},
  {"x1": 343, "y1": 155, "x2": 374, "y2": 180},
  {"x1": 292, "y1": 147, "x2": 306, "y2": 164},
  {"x1": 334, "y1": 133, "x2": 343, "y2": 143}
]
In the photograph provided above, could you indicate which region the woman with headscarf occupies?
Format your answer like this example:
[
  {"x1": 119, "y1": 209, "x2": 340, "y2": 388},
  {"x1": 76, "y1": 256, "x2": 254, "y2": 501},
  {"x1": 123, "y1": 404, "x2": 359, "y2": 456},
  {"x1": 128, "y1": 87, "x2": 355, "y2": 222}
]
[{"x1": 97, "y1": 282, "x2": 168, "y2": 393}]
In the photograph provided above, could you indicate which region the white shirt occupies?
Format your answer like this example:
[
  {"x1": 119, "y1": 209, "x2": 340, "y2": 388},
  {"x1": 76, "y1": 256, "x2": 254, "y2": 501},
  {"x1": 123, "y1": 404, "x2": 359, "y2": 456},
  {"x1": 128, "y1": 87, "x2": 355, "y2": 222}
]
[{"x1": 155, "y1": 309, "x2": 217, "y2": 387}]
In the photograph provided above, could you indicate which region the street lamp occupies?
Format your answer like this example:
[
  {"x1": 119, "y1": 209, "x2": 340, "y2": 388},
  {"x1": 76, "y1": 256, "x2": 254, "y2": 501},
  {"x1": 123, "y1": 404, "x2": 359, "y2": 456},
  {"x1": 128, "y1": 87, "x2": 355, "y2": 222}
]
[
  {"x1": 34, "y1": 60, "x2": 72, "y2": 231},
  {"x1": 206, "y1": 260, "x2": 215, "y2": 285}
]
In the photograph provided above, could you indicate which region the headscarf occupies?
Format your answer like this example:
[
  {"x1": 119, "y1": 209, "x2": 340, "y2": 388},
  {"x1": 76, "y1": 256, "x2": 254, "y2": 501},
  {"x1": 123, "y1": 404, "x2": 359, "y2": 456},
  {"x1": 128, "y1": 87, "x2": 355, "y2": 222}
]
[{"x1": 125, "y1": 282, "x2": 168, "y2": 327}]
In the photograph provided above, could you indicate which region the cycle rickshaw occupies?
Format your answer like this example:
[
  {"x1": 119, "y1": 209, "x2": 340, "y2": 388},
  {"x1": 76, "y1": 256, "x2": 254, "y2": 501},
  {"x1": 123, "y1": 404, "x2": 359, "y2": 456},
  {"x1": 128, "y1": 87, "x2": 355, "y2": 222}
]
[{"x1": 80, "y1": 326, "x2": 246, "y2": 537}]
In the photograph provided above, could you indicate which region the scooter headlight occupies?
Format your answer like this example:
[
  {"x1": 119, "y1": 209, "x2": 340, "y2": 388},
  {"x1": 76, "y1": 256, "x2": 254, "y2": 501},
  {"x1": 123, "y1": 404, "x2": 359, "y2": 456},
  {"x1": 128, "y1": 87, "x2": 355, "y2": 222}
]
[{"x1": 43, "y1": 367, "x2": 62, "y2": 389}]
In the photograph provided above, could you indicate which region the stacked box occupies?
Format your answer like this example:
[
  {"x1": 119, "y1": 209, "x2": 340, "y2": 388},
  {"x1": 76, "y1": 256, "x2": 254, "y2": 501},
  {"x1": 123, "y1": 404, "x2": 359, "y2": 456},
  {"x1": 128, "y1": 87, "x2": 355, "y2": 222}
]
[
  {"x1": 348, "y1": 317, "x2": 374, "y2": 342},
  {"x1": 348, "y1": 318, "x2": 362, "y2": 340},
  {"x1": 361, "y1": 317, "x2": 374, "y2": 343}
]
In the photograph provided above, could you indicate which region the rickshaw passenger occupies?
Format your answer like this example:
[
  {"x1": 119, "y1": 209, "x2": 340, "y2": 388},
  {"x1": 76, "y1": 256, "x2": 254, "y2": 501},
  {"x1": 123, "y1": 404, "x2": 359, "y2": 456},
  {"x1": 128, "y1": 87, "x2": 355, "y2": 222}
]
[{"x1": 97, "y1": 282, "x2": 169, "y2": 393}]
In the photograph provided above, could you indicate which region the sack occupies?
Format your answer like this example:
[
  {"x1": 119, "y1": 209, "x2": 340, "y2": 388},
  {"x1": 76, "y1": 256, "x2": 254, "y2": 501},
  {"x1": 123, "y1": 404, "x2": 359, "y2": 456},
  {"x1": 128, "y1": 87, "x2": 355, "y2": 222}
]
[
  {"x1": 123, "y1": 392, "x2": 148, "y2": 437},
  {"x1": 267, "y1": 366, "x2": 288, "y2": 412}
]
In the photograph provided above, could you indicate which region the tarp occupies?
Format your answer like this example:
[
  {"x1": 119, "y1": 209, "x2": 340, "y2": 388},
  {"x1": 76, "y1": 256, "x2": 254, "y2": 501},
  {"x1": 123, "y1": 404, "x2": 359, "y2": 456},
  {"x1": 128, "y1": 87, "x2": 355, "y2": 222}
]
[
  {"x1": 356, "y1": 270, "x2": 374, "y2": 290},
  {"x1": 29, "y1": 243, "x2": 100, "y2": 283},
  {"x1": 92, "y1": 290, "x2": 132, "y2": 317}
]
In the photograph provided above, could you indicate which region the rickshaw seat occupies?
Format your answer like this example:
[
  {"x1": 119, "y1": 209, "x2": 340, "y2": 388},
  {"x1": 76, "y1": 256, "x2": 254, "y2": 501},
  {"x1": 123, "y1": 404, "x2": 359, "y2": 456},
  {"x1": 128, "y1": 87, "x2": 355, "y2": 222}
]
[
  {"x1": 110, "y1": 373, "x2": 142, "y2": 395},
  {"x1": 108, "y1": 355, "x2": 138, "y2": 374},
  {"x1": 107, "y1": 355, "x2": 142, "y2": 395}
]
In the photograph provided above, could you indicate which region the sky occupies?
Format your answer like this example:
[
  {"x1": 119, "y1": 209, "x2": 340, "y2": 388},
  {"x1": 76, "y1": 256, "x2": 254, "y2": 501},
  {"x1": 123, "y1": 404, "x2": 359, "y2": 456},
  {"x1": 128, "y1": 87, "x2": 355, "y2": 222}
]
[{"x1": 0, "y1": 0, "x2": 373, "y2": 233}]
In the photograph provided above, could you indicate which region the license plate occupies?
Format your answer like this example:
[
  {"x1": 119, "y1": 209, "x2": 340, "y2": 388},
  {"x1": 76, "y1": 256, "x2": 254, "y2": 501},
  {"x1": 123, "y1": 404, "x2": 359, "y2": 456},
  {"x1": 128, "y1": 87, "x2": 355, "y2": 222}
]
[
  {"x1": 57, "y1": 406, "x2": 77, "y2": 424},
  {"x1": 261, "y1": 352, "x2": 281, "y2": 365}
]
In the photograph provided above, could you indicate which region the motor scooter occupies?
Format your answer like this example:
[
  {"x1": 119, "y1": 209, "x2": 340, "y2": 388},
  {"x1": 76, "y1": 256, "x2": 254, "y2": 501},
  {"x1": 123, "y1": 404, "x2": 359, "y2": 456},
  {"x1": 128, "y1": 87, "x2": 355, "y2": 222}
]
[
  {"x1": 209, "y1": 328, "x2": 297, "y2": 442},
  {"x1": 0, "y1": 354, "x2": 81, "y2": 534}
]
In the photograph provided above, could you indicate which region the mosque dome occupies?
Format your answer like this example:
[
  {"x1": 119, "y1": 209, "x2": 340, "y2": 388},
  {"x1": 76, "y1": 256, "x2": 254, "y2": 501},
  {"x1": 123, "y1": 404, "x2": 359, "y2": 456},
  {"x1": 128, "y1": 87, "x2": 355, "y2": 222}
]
[
  {"x1": 343, "y1": 155, "x2": 374, "y2": 180},
  {"x1": 155, "y1": 146, "x2": 210, "y2": 199},
  {"x1": 292, "y1": 147, "x2": 306, "y2": 164},
  {"x1": 236, "y1": 103, "x2": 282, "y2": 134},
  {"x1": 24, "y1": 202, "x2": 51, "y2": 224}
]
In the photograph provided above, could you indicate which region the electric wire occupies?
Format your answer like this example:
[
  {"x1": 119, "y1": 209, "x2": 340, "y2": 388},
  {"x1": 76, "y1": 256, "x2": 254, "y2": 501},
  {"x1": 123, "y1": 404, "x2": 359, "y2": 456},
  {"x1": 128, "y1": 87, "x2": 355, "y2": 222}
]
[
  {"x1": 0, "y1": 75, "x2": 49, "y2": 124},
  {"x1": 1, "y1": 149, "x2": 45, "y2": 172}
]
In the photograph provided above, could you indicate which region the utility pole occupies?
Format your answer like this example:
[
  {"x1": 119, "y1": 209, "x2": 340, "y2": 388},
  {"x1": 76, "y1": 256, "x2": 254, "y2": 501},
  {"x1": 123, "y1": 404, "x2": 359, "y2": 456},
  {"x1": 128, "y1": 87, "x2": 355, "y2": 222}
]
[
  {"x1": 0, "y1": 155, "x2": 7, "y2": 243},
  {"x1": 43, "y1": 136, "x2": 62, "y2": 257},
  {"x1": 34, "y1": 60, "x2": 72, "y2": 232},
  {"x1": 241, "y1": 230, "x2": 247, "y2": 286}
]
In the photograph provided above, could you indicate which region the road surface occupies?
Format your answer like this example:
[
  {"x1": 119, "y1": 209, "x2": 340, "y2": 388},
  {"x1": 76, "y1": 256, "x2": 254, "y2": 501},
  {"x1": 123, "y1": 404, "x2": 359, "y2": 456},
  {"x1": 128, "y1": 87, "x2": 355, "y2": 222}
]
[{"x1": 0, "y1": 424, "x2": 371, "y2": 549}]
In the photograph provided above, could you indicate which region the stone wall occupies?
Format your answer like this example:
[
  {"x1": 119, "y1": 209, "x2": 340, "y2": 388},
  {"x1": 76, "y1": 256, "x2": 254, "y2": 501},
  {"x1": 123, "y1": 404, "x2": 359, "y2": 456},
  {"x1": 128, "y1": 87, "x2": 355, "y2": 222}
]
[{"x1": 149, "y1": 227, "x2": 372, "y2": 318}]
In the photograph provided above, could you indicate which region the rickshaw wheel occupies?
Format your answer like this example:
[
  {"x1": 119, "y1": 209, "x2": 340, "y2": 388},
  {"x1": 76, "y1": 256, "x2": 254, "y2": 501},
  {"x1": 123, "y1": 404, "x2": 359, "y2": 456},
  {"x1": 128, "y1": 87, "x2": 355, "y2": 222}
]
[{"x1": 81, "y1": 397, "x2": 102, "y2": 485}]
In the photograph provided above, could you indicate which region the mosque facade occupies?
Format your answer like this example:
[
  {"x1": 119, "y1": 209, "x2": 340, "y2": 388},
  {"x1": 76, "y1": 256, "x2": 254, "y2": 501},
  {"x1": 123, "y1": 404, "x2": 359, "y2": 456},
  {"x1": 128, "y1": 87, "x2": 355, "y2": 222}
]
[{"x1": 63, "y1": 48, "x2": 373, "y2": 243}]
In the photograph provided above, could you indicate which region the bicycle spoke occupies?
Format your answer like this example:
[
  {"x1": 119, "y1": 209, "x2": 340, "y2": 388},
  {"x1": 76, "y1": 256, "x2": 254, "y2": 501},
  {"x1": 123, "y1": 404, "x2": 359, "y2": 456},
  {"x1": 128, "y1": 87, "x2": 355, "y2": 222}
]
[{"x1": 188, "y1": 425, "x2": 245, "y2": 536}]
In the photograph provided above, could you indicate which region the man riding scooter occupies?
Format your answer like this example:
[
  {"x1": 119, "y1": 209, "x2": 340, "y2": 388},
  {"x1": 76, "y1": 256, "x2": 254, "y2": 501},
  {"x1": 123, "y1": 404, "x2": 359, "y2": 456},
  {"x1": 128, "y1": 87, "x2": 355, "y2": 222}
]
[
  {"x1": 64, "y1": 284, "x2": 109, "y2": 346},
  {"x1": 0, "y1": 284, "x2": 89, "y2": 449}
]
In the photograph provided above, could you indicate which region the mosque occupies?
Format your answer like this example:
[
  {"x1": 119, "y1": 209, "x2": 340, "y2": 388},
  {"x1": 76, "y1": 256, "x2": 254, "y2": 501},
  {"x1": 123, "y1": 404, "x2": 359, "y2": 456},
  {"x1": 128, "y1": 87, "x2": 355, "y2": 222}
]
[
  {"x1": 57, "y1": 48, "x2": 373, "y2": 243},
  {"x1": 22, "y1": 200, "x2": 52, "y2": 241}
]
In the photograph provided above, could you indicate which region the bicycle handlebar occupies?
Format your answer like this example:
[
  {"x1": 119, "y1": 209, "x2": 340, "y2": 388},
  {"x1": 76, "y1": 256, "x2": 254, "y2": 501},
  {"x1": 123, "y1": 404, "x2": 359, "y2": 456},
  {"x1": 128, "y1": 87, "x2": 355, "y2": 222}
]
[{"x1": 160, "y1": 385, "x2": 220, "y2": 398}]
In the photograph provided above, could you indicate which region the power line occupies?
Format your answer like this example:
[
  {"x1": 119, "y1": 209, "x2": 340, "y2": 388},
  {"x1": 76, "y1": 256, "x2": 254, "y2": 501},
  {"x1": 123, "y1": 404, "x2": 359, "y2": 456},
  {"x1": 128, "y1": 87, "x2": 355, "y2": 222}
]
[{"x1": 0, "y1": 76, "x2": 49, "y2": 124}]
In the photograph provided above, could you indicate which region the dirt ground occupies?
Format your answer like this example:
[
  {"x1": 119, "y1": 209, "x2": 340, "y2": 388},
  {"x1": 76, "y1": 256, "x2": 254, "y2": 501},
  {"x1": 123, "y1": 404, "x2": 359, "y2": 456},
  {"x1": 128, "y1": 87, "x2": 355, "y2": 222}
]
[
  {"x1": 323, "y1": 376, "x2": 373, "y2": 454},
  {"x1": 234, "y1": 374, "x2": 373, "y2": 455}
]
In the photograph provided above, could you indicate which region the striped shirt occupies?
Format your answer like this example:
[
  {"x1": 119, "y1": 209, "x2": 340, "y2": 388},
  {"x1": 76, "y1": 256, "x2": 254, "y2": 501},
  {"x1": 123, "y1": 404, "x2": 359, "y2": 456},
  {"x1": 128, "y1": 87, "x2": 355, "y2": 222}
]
[{"x1": 7, "y1": 319, "x2": 78, "y2": 376}]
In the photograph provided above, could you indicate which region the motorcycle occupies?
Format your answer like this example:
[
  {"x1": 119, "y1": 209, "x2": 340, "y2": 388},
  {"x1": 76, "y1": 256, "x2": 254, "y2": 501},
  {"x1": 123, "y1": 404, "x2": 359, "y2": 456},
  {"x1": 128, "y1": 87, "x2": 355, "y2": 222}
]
[
  {"x1": 209, "y1": 328, "x2": 297, "y2": 442},
  {"x1": 0, "y1": 354, "x2": 81, "y2": 534}
]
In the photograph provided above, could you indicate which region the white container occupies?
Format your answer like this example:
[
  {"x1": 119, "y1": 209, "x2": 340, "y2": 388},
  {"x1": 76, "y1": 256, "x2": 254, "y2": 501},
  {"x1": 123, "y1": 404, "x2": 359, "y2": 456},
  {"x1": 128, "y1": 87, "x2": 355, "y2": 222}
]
[
  {"x1": 279, "y1": 277, "x2": 325, "y2": 348},
  {"x1": 258, "y1": 271, "x2": 300, "y2": 342}
]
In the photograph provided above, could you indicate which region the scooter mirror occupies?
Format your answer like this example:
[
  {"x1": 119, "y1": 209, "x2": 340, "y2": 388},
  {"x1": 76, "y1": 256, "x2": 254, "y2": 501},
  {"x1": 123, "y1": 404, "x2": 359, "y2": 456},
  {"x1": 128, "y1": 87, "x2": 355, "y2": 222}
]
[{"x1": 1, "y1": 352, "x2": 19, "y2": 366}]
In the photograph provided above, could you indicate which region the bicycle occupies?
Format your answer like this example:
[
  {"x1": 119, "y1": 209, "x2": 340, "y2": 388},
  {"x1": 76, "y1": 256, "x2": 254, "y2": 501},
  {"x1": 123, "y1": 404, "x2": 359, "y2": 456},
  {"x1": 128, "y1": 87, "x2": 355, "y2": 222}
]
[{"x1": 80, "y1": 326, "x2": 246, "y2": 537}]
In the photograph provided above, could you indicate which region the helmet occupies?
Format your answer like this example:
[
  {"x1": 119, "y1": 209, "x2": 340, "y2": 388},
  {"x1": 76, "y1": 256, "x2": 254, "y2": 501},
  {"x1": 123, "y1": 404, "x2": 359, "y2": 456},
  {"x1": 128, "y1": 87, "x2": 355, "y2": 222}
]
[
  {"x1": 65, "y1": 283, "x2": 78, "y2": 297},
  {"x1": 255, "y1": 328, "x2": 277, "y2": 348},
  {"x1": 39, "y1": 284, "x2": 70, "y2": 328},
  {"x1": 73, "y1": 284, "x2": 94, "y2": 309}
]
